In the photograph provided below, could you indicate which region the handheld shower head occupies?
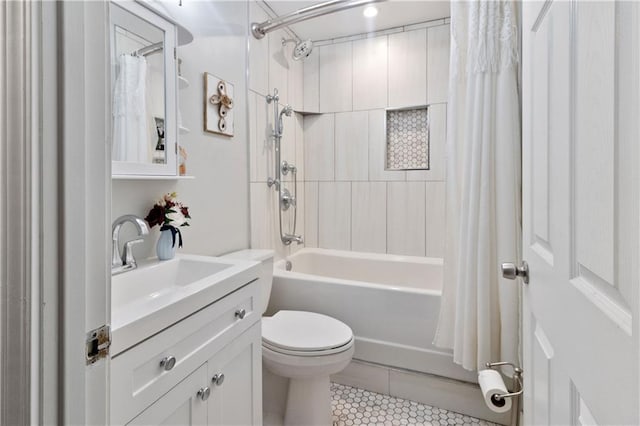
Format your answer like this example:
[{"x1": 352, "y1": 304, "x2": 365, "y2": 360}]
[
  {"x1": 282, "y1": 38, "x2": 314, "y2": 61},
  {"x1": 280, "y1": 105, "x2": 293, "y2": 118},
  {"x1": 277, "y1": 105, "x2": 294, "y2": 136}
]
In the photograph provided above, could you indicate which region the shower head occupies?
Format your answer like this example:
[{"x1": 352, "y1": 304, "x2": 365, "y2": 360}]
[
  {"x1": 282, "y1": 38, "x2": 314, "y2": 61},
  {"x1": 292, "y1": 39, "x2": 313, "y2": 61}
]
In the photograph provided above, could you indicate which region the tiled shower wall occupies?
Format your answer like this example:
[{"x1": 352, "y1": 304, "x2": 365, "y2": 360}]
[
  {"x1": 248, "y1": 2, "x2": 450, "y2": 258},
  {"x1": 248, "y1": 1, "x2": 306, "y2": 259},
  {"x1": 301, "y1": 21, "x2": 450, "y2": 257}
]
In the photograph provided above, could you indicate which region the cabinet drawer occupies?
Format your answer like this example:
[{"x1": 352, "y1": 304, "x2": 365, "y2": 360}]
[
  {"x1": 126, "y1": 364, "x2": 208, "y2": 426},
  {"x1": 111, "y1": 280, "x2": 260, "y2": 425}
]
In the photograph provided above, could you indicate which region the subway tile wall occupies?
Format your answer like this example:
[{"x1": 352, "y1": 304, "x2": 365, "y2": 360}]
[
  {"x1": 300, "y1": 22, "x2": 450, "y2": 257},
  {"x1": 249, "y1": 0, "x2": 450, "y2": 258}
]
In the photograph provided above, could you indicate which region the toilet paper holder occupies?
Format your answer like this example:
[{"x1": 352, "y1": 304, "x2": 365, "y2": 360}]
[{"x1": 484, "y1": 361, "x2": 523, "y2": 403}]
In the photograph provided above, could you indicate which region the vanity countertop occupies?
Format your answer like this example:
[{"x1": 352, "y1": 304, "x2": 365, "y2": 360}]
[{"x1": 111, "y1": 254, "x2": 260, "y2": 356}]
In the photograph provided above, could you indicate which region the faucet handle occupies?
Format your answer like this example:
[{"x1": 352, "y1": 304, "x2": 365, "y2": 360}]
[{"x1": 122, "y1": 238, "x2": 144, "y2": 267}]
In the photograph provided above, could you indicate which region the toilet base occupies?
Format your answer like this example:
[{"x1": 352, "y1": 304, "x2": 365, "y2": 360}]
[
  {"x1": 262, "y1": 344, "x2": 354, "y2": 426},
  {"x1": 284, "y1": 375, "x2": 331, "y2": 426}
]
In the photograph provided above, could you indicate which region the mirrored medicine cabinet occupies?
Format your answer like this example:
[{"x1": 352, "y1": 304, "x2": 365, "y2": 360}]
[{"x1": 110, "y1": 1, "x2": 191, "y2": 179}]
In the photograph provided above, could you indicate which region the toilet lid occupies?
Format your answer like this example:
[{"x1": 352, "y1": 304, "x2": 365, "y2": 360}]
[{"x1": 262, "y1": 311, "x2": 353, "y2": 353}]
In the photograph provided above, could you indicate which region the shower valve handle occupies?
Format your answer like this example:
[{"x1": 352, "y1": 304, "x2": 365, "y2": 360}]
[{"x1": 281, "y1": 161, "x2": 297, "y2": 175}]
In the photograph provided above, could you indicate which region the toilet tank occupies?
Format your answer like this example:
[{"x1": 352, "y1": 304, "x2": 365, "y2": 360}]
[{"x1": 222, "y1": 249, "x2": 273, "y2": 315}]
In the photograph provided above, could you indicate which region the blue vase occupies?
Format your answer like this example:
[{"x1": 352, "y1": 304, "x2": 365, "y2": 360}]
[{"x1": 156, "y1": 228, "x2": 177, "y2": 260}]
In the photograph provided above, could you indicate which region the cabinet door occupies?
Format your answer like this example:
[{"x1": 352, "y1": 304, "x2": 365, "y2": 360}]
[
  {"x1": 127, "y1": 364, "x2": 208, "y2": 426},
  {"x1": 207, "y1": 323, "x2": 262, "y2": 426}
]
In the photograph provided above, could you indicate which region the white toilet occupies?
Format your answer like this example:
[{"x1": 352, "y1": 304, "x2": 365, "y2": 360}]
[{"x1": 223, "y1": 249, "x2": 354, "y2": 426}]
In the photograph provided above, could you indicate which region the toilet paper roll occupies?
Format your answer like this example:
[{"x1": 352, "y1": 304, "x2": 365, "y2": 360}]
[{"x1": 478, "y1": 369, "x2": 512, "y2": 413}]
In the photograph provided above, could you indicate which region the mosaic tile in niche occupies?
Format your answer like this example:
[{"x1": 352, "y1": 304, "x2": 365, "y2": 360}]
[{"x1": 386, "y1": 107, "x2": 430, "y2": 170}]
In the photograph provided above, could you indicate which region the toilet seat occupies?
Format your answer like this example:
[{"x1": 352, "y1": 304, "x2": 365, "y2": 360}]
[
  {"x1": 262, "y1": 338, "x2": 353, "y2": 356},
  {"x1": 262, "y1": 310, "x2": 354, "y2": 357}
]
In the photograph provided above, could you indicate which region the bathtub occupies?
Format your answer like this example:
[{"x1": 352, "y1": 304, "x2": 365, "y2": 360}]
[{"x1": 269, "y1": 248, "x2": 477, "y2": 383}]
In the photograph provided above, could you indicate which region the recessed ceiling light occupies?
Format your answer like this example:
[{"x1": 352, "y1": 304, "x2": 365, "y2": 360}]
[{"x1": 363, "y1": 6, "x2": 378, "y2": 18}]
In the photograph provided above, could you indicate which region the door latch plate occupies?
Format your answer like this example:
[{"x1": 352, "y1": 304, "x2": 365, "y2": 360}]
[{"x1": 86, "y1": 325, "x2": 111, "y2": 364}]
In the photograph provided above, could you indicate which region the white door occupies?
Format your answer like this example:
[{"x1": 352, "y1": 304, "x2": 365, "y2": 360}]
[
  {"x1": 522, "y1": 1, "x2": 639, "y2": 425},
  {"x1": 57, "y1": 1, "x2": 111, "y2": 424}
]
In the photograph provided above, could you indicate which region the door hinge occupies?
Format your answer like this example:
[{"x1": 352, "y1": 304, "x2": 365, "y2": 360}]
[{"x1": 86, "y1": 325, "x2": 111, "y2": 365}]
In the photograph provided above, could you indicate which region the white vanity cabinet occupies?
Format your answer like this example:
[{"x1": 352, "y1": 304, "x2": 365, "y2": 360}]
[
  {"x1": 126, "y1": 325, "x2": 261, "y2": 426},
  {"x1": 126, "y1": 364, "x2": 208, "y2": 426},
  {"x1": 111, "y1": 280, "x2": 262, "y2": 426}
]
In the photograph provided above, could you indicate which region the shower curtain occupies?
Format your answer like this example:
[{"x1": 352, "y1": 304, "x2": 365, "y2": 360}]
[
  {"x1": 434, "y1": 0, "x2": 521, "y2": 371},
  {"x1": 113, "y1": 54, "x2": 150, "y2": 162}
]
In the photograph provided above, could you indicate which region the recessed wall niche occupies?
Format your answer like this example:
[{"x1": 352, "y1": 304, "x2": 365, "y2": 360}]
[{"x1": 385, "y1": 106, "x2": 430, "y2": 170}]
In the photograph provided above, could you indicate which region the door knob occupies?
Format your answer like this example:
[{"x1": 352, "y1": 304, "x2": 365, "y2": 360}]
[
  {"x1": 235, "y1": 309, "x2": 246, "y2": 319},
  {"x1": 501, "y1": 261, "x2": 529, "y2": 284}
]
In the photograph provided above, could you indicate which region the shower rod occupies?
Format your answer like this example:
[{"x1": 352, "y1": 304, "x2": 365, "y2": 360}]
[
  {"x1": 132, "y1": 41, "x2": 163, "y2": 57},
  {"x1": 251, "y1": 0, "x2": 386, "y2": 39}
]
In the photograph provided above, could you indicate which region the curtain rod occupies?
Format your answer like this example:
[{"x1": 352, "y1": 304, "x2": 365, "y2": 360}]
[
  {"x1": 132, "y1": 41, "x2": 163, "y2": 57},
  {"x1": 251, "y1": 0, "x2": 385, "y2": 39}
]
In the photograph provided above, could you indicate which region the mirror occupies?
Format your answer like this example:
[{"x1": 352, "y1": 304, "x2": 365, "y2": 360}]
[{"x1": 110, "y1": 1, "x2": 177, "y2": 177}]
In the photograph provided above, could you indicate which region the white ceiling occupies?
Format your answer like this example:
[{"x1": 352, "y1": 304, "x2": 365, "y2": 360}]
[{"x1": 263, "y1": 0, "x2": 450, "y2": 41}]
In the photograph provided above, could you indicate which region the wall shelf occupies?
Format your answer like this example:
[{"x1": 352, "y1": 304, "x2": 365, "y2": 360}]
[{"x1": 112, "y1": 174, "x2": 195, "y2": 180}]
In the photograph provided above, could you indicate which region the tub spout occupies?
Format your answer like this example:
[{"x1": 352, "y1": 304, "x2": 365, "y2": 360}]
[{"x1": 283, "y1": 234, "x2": 304, "y2": 245}]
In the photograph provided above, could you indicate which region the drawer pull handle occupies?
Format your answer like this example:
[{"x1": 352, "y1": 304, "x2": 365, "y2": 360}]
[
  {"x1": 160, "y1": 356, "x2": 177, "y2": 371},
  {"x1": 212, "y1": 373, "x2": 225, "y2": 386},
  {"x1": 197, "y1": 386, "x2": 211, "y2": 401},
  {"x1": 235, "y1": 309, "x2": 246, "y2": 319}
]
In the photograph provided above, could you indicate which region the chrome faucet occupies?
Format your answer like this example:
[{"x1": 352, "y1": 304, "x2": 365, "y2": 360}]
[
  {"x1": 282, "y1": 234, "x2": 304, "y2": 245},
  {"x1": 112, "y1": 214, "x2": 149, "y2": 275}
]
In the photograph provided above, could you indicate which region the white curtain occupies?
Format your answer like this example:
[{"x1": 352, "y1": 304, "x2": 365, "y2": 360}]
[
  {"x1": 433, "y1": 0, "x2": 521, "y2": 371},
  {"x1": 113, "y1": 54, "x2": 150, "y2": 162}
]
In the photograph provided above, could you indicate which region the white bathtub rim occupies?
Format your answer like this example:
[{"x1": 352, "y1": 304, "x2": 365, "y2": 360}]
[
  {"x1": 274, "y1": 268, "x2": 441, "y2": 297},
  {"x1": 274, "y1": 248, "x2": 443, "y2": 297},
  {"x1": 278, "y1": 247, "x2": 443, "y2": 267}
]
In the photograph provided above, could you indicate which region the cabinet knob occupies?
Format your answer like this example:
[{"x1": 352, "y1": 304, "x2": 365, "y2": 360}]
[
  {"x1": 160, "y1": 356, "x2": 177, "y2": 371},
  {"x1": 235, "y1": 309, "x2": 246, "y2": 319},
  {"x1": 212, "y1": 373, "x2": 225, "y2": 386},
  {"x1": 197, "y1": 386, "x2": 211, "y2": 401}
]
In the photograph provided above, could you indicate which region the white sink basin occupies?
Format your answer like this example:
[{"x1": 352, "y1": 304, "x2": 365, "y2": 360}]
[
  {"x1": 111, "y1": 254, "x2": 260, "y2": 356},
  {"x1": 112, "y1": 258, "x2": 232, "y2": 310}
]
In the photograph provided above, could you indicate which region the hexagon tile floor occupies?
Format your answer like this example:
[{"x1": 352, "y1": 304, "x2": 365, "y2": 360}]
[{"x1": 331, "y1": 383, "x2": 498, "y2": 426}]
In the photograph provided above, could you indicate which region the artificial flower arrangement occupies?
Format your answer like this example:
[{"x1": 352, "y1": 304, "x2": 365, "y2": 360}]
[{"x1": 145, "y1": 192, "x2": 191, "y2": 258}]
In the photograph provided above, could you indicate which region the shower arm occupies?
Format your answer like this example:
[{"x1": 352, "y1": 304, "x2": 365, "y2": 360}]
[{"x1": 251, "y1": 0, "x2": 386, "y2": 39}]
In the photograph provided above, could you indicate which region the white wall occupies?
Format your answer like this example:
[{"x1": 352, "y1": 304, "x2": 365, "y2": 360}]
[
  {"x1": 112, "y1": 1, "x2": 251, "y2": 258},
  {"x1": 302, "y1": 21, "x2": 450, "y2": 257},
  {"x1": 248, "y1": 1, "x2": 306, "y2": 259}
]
